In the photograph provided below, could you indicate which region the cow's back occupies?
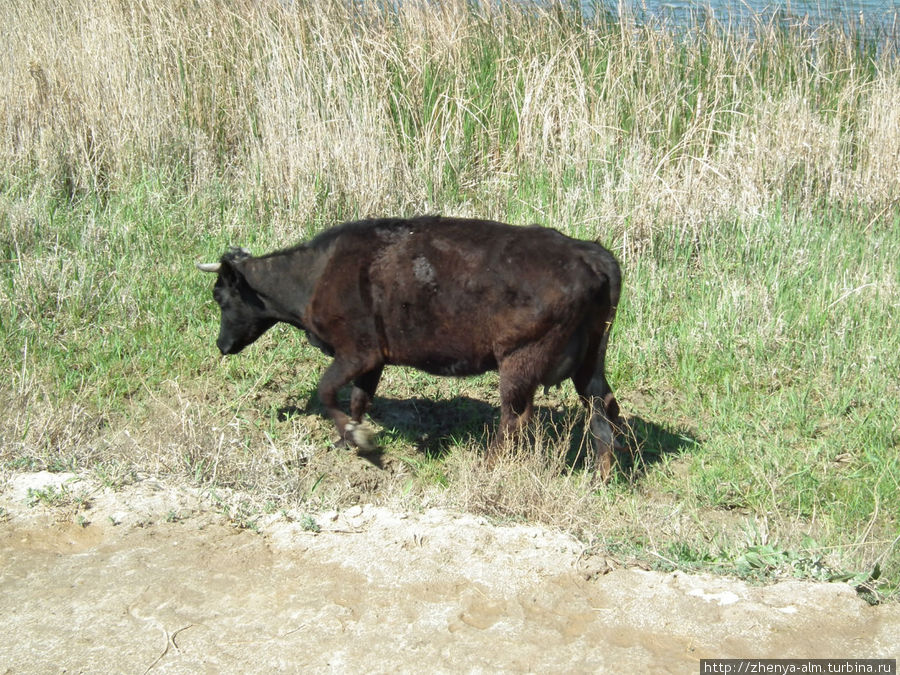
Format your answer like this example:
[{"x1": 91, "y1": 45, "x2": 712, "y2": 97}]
[{"x1": 315, "y1": 217, "x2": 613, "y2": 374}]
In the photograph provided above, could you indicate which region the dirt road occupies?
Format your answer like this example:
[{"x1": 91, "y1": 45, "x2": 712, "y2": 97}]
[{"x1": 1, "y1": 472, "x2": 896, "y2": 673}]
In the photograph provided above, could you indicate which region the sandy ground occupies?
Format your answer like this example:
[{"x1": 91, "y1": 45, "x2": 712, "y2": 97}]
[{"x1": 0, "y1": 471, "x2": 897, "y2": 674}]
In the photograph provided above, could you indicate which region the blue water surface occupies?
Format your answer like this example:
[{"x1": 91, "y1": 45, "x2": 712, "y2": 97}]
[{"x1": 593, "y1": 0, "x2": 899, "y2": 42}]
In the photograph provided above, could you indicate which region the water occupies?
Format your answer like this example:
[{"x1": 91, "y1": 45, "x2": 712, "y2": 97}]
[{"x1": 594, "y1": 0, "x2": 900, "y2": 43}]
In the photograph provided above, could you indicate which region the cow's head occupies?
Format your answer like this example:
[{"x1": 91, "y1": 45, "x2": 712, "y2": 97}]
[{"x1": 197, "y1": 248, "x2": 276, "y2": 355}]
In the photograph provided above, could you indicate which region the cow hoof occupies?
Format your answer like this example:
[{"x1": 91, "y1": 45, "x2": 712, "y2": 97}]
[{"x1": 345, "y1": 421, "x2": 377, "y2": 453}]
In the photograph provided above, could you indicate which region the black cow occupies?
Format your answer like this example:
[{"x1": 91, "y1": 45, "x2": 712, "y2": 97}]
[{"x1": 198, "y1": 216, "x2": 622, "y2": 479}]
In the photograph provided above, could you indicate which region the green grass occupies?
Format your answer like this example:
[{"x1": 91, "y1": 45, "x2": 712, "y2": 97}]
[
  {"x1": 1, "y1": 0, "x2": 898, "y2": 599},
  {"x1": 623, "y1": 213, "x2": 900, "y2": 529}
]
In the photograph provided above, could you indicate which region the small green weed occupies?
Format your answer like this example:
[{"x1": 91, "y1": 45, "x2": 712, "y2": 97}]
[
  {"x1": 735, "y1": 543, "x2": 886, "y2": 604},
  {"x1": 27, "y1": 485, "x2": 71, "y2": 508},
  {"x1": 7, "y1": 456, "x2": 41, "y2": 472},
  {"x1": 300, "y1": 515, "x2": 320, "y2": 533},
  {"x1": 92, "y1": 463, "x2": 136, "y2": 490},
  {"x1": 209, "y1": 490, "x2": 261, "y2": 533}
]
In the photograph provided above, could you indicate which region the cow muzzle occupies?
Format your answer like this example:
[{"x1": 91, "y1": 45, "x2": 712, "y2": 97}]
[{"x1": 217, "y1": 335, "x2": 239, "y2": 355}]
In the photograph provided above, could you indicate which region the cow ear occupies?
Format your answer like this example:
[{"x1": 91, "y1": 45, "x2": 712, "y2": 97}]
[
  {"x1": 225, "y1": 246, "x2": 252, "y2": 262},
  {"x1": 217, "y1": 258, "x2": 242, "y2": 286}
]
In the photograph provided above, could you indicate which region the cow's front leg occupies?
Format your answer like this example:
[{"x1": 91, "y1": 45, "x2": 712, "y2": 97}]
[
  {"x1": 350, "y1": 365, "x2": 383, "y2": 422},
  {"x1": 318, "y1": 358, "x2": 378, "y2": 452}
]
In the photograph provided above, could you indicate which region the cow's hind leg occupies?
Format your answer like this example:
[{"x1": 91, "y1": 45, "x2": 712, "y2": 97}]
[
  {"x1": 572, "y1": 328, "x2": 620, "y2": 482},
  {"x1": 318, "y1": 358, "x2": 381, "y2": 452}
]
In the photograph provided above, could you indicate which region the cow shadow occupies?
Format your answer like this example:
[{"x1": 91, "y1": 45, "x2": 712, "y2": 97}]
[
  {"x1": 523, "y1": 405, "x2": 697, "y2": 479},
  {"x1": 611, "y1": 414, "x2": 698, "y2": 480},
  {"x1": 371, "y1": 396, "x2": 496, "y2": 458},
  {"x1": 282, "y1": 393, "x2": 696, "y2": 479},
  {"x1": 279, "y1": 395, "x2": 495, "y2": 460}
]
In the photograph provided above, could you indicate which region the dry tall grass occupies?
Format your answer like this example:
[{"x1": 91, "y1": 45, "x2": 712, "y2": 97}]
[{"x1": 3, "y1": 0, "x2": 898, "y2": 240}]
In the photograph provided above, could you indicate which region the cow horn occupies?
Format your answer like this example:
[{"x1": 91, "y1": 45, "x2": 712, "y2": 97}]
[{"x1": 196, "y1": 262, "x2": 222, "y2": 273}]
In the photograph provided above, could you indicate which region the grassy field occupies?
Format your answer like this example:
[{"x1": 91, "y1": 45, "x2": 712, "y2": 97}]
[{"x1": 1, "y1": 0, "x2": 898, "y2": 598}]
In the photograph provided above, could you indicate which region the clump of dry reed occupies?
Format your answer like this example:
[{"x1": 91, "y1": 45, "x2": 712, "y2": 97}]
[{"x1": 2, "y1": 0, "x2": 897, "y2": 242}]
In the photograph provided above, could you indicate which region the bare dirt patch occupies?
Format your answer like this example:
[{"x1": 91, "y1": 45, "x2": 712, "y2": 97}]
[{"x1": 0, "y1": 472, "x2": 896, "y2": 673}]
